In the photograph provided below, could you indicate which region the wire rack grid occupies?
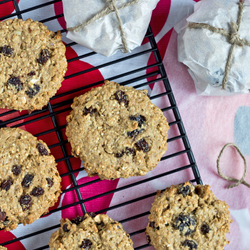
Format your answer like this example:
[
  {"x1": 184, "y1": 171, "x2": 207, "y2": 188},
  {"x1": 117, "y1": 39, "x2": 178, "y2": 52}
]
[{"x1": 0, "y1": 0, "x2": 202, "y2": 249}]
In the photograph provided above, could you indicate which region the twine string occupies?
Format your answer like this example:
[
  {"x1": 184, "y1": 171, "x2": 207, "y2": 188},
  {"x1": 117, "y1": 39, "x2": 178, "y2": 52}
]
[
  {"x1": 67, "y1": 0, "x2": 140, "y2": 53},
  {"x1": 217, "y1": 143, "x2": 250, "y2": 189},
  {"x1": 188, "y1": 0, "x2": 250, "y2": 90}
]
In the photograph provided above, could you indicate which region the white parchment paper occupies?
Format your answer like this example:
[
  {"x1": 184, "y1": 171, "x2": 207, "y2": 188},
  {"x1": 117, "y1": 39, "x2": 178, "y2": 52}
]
[
  {"x1": 62, "y1": 0, "x2": 159, "y2": 57},
  {"x1": 175, "y1": 0, "x2": 250, "y2": 96}
]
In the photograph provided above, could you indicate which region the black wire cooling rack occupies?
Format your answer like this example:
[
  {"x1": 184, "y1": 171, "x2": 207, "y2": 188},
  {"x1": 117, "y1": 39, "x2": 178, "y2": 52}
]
[{"x1": 0, "y1": 0, "x2": 202, "y2": 249}]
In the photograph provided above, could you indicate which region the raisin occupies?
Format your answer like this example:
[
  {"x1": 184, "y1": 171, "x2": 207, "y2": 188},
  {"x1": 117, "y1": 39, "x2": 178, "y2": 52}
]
[
  {"x1": 37, "y1": 49, "x2": 50, "y2": 64},
  {"x1": 46, "y1": 178, "x2": 54, "y2": 188},
  {"x1": 135, "y1": 138, "x2": 150, "y2": 152},
  {"x1": 83, "y1": 106, "x2": 97, "y2": 116},
  {"x1": 149, "y1": 221, "x2": 155, "y2": 228},
  {"x1": 71, "y1": 216, "x2": 85, "y2": 225},
  {"x1": 149, "y1": 221, "x2": 160, "y2": 230},
  {"x1": 124, "y1": 147, "x2": 136, "y2": 156},
  {"x1": 127, "y1": 129, "x2": 144, "y2": 139},
  {"x1": 19, "y1": 194, "x2": 32, "y2": 211},
  {"x1": 0, "y1": 210, "x2": 6, "y2": 221},
  {"x1": 174, "y1": 214, "x2": 196, "y2": 236},
  {"x1": 129, "y1": 115, "x2": 146, "y2": 127},
  {"x1": 96, "y1": 221, "x2": 105, "y2": 227},
  {"x1": 22, "y1": 174, "x2": 34, "y2": 188},
  {"x1": 80, "y1": 239, "x2": 92, "y2": 249},
  {"x1": 89, "y1": 212, "x2": 96, "y2": 218},
  {"x1": 115, "y1": 151, "x2": 124, "y2": 158},
  {"x1": 7, "y1": 76, "x2": 23, "y2": 91},
  {"x1": 182, "y1": 240, "x2": 198, "y2": 249},
  {"x1": 31, "y1": 187, "x2": 44, "y2": 196},
  {"x1": 25, "y1": 84, "x2": 40, "y2": 98},
  {"x1": 179, "y1": 184, "x2": 191, "y2": 197},
  {"x1": 146, "y1": 235, "x2": 151, "y2": 244},
  {"x1": 63, "y1": 223, "x2": 70, "y2": 232},
  {"x1": 0, "y1": 45, "x2": 13, "y2": 57},
  {"x1": 36, "y1": 143, "x2": 49, "y2": 156},
  {"x1": 27, "y1": 71, "x2": 36, "y2": 76},
  {"x1": 115, "y1": 147, "x2": 135, "y2": 158},
  {"x1": 201, "y1": 223, "x2": 210, "y2": 234},
  {"x1": 114, "y1": 90, "x2": 129, "y2": 107},
  {"x1": 12, "y1": 165, "x2": 22, "y2": 175},
  {"x1": 1, "y1": 179, "x2": 13, "y2": 191}
]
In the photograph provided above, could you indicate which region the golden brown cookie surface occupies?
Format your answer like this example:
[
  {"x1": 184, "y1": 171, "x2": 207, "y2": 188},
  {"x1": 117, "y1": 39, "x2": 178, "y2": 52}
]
[
  {"x1": 145, "y1": 182, "x2": 232, "y2": 250},
  {"x1": 66, "y1": 80, "x2": 169, "y2": 180},
  {"x1": 0, "y1": 127, "x2": 61, "y2": 230},
  {"x1": 0, "y1": 18, "x2": 67, "y2": 111},
  {"x1": 49, "y1": 213, "x2": 134, "y2": 250}
]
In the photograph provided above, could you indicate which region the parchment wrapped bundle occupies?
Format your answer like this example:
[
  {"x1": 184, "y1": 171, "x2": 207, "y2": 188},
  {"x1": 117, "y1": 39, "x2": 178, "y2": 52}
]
[
  {"x1": 62, "y1": 0, "x2": 160, "y2": 57},
  {"x1": 176, "y1": 0, "x2": 250, "y2": 96}
]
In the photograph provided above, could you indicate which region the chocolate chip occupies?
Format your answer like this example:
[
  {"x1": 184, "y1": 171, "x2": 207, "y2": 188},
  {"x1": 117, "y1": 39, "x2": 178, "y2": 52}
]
[
  {"x1": 129, "y1": 115, "x2": 146, "y2": 127},
  {"x1": 0, "y1": 210, "x2": 6, "y2": 221},
  {"x1": 115, "y1": 151, "x2": 124, "y2": 158},
  {"x1": 8, "y1": 76, "x2": 23, "y2": 91},
  {"x1": 182, "y1": 240, "x2": 198, "y2": 249},
  {"x1": 1, "y1": 179, "x2": 13, "y2": 191},
  {"x1": 12, "y1": 165, "x2": 22, "y2": 175},
  {"x1": 25, "y1": 84, "x2": 40, "y2": 98},
  {"x1": 149, "y1": 221, "x2": 160, "y2": 230},
  {"x1": 63, "y1": 223, "x2": 70, "y2": 232},
  {"x1": 124, "y1": 147, "x2": 136, "y2": 156},
  {"x1": 114, "y1": 90, "x2": 129, "y2": 107},
  {"x1": 0, "y1": 45, "x2": 13, "y2": 57},
  {"x1": 80, "y1": 239, "x2": 92, "y2": 249},
  {"x1": 36, "y1": 143, "x2": 49, "y2": 156},
  {"x1": 31, "y1": 187, "x2": 44, "y2": 196},
  {"x1": 46, "y1": 178, "x2": 54, "y2": 188},
  {"x1": 174, "y1": 214, "x2": 196, "y2": 236},
  {"x1": 135, "y1": 138, "x2": 150, "y2": 152},
  {"x1": 83, "y1": 106, "x2": 97, "y2": 116},
  {"x1": 37, "y1": 49, "x2": 50, "y2": 64},
  {"x1": 71, "y1": 216, "x2": 85, "y2": 225},
  {"x1": 22, "y1": 174, "x2": 34, "y2": 188},
  {"x1": 19, "y1": 194, "x2": 32, "y2": 211},
  {"x1": 127, "y1": 129, "x2": 144, "y2": 140},
  {"x1": 179, "y1": 184, "x2": 191, "y2": 197},
  {"x1": 27, "y1": 71, "x2": 36, "y2": 76},
  {"x1": 201, "y1": 223, "x2": 210, "y2": 234}
]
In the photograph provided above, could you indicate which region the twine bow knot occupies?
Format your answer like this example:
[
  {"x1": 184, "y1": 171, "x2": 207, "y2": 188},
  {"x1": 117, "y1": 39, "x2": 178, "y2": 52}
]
[
  {"x1": 188, "y1": 0, "x2": 250, "y2": 90},
  {"x1": 228, "y1": 22, "x2": 244, "y2": 46},
  {"x1": 107, "y1": 0, "x2": 116, "y2": 11},
  {"x1": 67, "y1": 0, "x2": 140, "y2": 53}
]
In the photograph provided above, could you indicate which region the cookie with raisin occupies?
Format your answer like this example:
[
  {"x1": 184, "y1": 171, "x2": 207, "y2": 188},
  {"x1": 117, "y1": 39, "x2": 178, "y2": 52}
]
[
  {"x1": 49, "y1": 213, "x2": 134, "y2": 249},
  {"x1": 0, "y1": 127, "x2": 61, "y2": 230},
  {"x1": 66, "y1": 80, "x2": 169, "y2": 179},
  {"x1": 145, "y1": 182, "x2": 232, "y2": 250},
  {"x1": 0, "y1": 18, "x2": 67, "y2": 111}
]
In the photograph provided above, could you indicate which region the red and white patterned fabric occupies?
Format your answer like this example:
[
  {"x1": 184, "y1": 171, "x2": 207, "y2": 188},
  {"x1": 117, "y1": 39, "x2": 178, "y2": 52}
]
[{"x1": 0, "y1": 1, "x2": 249, "y2": 249}]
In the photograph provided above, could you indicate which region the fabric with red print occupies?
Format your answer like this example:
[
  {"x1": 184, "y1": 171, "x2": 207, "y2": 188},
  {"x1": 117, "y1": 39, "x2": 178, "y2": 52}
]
[{"x1": 0, "y1": 0, "x2": 249, "y2": 249}]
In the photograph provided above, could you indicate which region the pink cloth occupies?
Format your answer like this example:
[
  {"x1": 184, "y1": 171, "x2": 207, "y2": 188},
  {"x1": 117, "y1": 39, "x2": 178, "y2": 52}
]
[{"x1": 0, "y1": 0, "x2": 249, "y2": 249}]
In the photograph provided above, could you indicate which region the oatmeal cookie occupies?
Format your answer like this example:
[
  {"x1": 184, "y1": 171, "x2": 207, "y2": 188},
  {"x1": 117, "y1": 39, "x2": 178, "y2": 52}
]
[
  {"x1": 0, "y1": 127, "x2": 61, "y2": 230},
  {"x1": 145, "y1": 182, "x2": 232, "y2": 250},
  {"x1": 66, "y1": 80, "x2": 169, "y2": 180},
  {"x1": 49, "y1": 213, "x2": 134, "y2": 249},
  {"x1": 0, "y1": 18, "x2": 67, "y2": 111}
]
